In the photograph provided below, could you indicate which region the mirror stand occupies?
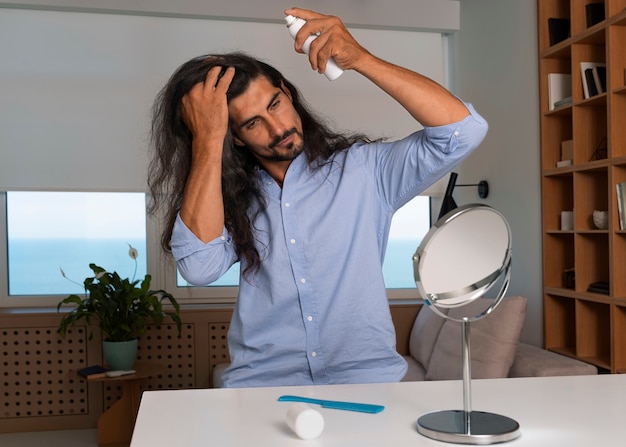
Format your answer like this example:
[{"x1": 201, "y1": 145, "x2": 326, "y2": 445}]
[
  {"x1": 412, "y1": 204, "x2": 521, "y2": 444},
  {"x1": 416, "y1": 318, "x2": 520, "y2": 444}
]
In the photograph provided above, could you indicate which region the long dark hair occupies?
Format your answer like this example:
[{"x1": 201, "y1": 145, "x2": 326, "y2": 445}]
[{"x1": 148, "y1": 52, "x2": 370, "y2": 278}]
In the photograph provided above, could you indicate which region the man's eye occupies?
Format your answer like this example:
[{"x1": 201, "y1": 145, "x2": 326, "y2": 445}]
[
  {"x1": 270, "y1": 100, "x2": 280, "y2": 110},
  {"x1": 246, "y1": 119, "x2": 259, "y2": 130}
]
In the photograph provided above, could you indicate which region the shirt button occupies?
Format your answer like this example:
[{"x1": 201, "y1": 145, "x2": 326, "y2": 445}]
[
  {"x1": 220, "y1": 236, "x2": 226, "y2": 241},
  {"x1": 454, "y1": 130, "x2": 459, "y2": 136},
  {"x1": 300, "y1": 278, "x2": 306, "y2": 284},
  {"x1": 307, "y1": 316, "x2": 313, "y2": 322},
  {"x1": 285, "y1": 202, "x2": 291, "y2": 207},
  {"x1": 290, "y1": 239, "x2": 296, "y2": 244},
  {"x1": 311, "y1": 352, "x2": 317, "y2": 357}
]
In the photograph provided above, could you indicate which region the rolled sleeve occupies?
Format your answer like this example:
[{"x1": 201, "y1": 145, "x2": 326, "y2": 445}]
[
  {"x1": 423, "y1": 103, "x2": 488, "y2": 155},
  {"x1": 170, "y1": 213, "x2": 238, "y2": 286},
  {"x1": 362, "y1": 102, "x2": 488, "y2": 211}
]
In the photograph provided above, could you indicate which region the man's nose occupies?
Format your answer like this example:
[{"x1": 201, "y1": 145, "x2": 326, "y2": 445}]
[{"x1": 267, "y1": 116, "x2": 286, "y2": 138}]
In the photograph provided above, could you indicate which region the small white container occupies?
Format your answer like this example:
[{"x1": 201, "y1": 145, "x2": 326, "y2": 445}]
[
  {"x1": 285, "y1": 15, "x2": 344, "y2": 81},
  {"x1": 286, "y1": 403, "x2": 325, "y2": 440},
  {"x1": 561, "y1": 210, "x2": 574, "y2": 231}
]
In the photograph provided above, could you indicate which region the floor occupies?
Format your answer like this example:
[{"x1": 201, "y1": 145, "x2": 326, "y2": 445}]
[{"x1": 0, "y1": 429, "x2": 98, "y2": 447}]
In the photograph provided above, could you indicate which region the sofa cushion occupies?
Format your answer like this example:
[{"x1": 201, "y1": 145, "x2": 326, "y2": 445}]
[
  {"x1": 425, "y1": 295, "x2": 527, "y2": 381},
  {"x1": 213, "y1": 362, "x2": 229, "y2": 388},
  {"x1": 409, "y1": 304, "x2": 448, "y2": 371},
  {"x1": 402, "y1": 355, "x2": 427, "y2": 381},
  {"x1": 509, "y1": 343, "x2": 598, "y2": 377}
]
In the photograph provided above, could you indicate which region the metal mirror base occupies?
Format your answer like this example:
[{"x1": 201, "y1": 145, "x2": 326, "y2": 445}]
[{"x1": 417, "y1": 410, "x2": 521, "y2": 445}]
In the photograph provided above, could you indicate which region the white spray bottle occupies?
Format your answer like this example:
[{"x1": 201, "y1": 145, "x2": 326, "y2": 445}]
[{"x1": 285, "y1": 15, "x2": 344, "y2": 81}]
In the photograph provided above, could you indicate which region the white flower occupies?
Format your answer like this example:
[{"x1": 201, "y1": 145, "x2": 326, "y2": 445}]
[
  {"x1": 128, "y1": 244, "x2": 138, "y2": 260},
  {"x1": 60, "y1": 266, "x2": 83, "y2": 288}
]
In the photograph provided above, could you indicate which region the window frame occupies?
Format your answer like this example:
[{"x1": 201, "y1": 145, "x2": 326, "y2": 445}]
[
  {"x1": 0, "y1": 190, "x2": 434, "y2": 308},
  {"x1": 0, "y1": 190, "x2": 152, "y2": 308}
]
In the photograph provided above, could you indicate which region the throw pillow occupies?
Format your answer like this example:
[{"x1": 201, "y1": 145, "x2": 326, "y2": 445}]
[
  {"x1": 425, "y1": 296, "x2": 527, "y2": 381},
  {"x1": 409, "y1": 304, "x2": 448, "y2": 371}
]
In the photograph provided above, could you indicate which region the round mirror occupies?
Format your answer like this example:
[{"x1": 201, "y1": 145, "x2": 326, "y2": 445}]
[{"x1": 413, "y1": 203, "x2": 512, "y2": 320}]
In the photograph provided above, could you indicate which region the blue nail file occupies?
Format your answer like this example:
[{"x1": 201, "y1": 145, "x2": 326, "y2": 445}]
[{"x1": 277, "y1": 395, "x2": 384, "y2": 413}]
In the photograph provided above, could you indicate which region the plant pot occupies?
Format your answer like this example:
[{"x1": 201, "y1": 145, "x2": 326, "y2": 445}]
[{"x1": 103, "y1": 339, "x2": 138, "y2": 371}]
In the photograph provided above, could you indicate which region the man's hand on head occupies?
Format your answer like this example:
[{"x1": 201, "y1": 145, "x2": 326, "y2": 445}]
[{"x1": 181, "y1": 65, "x2": 235, "y2": 149}]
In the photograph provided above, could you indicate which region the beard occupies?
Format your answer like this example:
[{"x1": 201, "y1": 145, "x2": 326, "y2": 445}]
[{"x1": 259, "y1": 128, "x2": 305, "y2": 162}]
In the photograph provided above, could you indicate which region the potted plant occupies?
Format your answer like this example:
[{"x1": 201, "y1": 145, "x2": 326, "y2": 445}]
[{"x1": 57, "y1": 244, "x2": 181, "y2": 370}]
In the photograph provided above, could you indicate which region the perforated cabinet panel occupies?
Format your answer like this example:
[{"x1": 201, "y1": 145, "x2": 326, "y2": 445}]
[
  {"x1": 1, "y1": 327, "x2": 89, "y2": 418},
  {"x1": 103, "y1": 324, "x2": 196, "y2": 409},
  {"x1": 209, "y1": 323, "x2": 230, "y2": 368},
  {"x1": 0, "y1": 308, "x2": 246, "y2": 432},
  {"x1": 0, "y1": 304, "x2": 416, "y2": 433}
]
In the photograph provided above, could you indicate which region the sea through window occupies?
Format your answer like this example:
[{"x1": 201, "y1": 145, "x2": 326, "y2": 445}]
[{"x1": 6, "y1": 191, "x2": 147, "y2": 296}]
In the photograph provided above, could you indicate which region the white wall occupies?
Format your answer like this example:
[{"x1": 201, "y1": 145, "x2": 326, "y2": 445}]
[
  {"x1": 0, "y1": 0, "x2": 460, "y2": 31},
  {"x1": 0, "y1": 8, "x2": 446, "y2": 191},
  {"x1": 452, "y1": 1, "x2": 542, "y2": 346}
]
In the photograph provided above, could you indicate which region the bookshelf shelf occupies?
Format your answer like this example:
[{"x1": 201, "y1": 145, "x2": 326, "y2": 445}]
[{"x1": 538, "y1": 0, "x2": 626, "y2": 374}]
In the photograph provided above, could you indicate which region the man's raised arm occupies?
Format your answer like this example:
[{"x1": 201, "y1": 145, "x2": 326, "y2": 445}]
[{"x1": 284, "y1": 7, "x2": 469, "y2": 127}]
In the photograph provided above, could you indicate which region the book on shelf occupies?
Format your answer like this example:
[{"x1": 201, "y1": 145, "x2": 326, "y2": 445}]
[
  {"x1": 548, "y1": 73, "x2": 571, "y2": 111},
  {"x1": 77, "y1": 365, "x2": 108, "y2": 379},
  {"x1": 580, "y1": 62, "x2": 605, "y2": 99},
  {"x1": 557, "y1": 139, "x2": 573, "y2": 168},
  {"x1": 587, "y1": 281, "x2": 609, "y2": 295},
  {"x1": 548, "y1": 18, "x2": 570, "y2": 46},
  {"x1": 592, "y1": 66, "x2": 606, "y2": 93},
  {"x1": 617, "y1": 182, "x2": 626, "y2": 231},
  {"x1": 561, "y1": 139, "x2": 573, "y2": 161},
  {"x1": 553, "y1": 96, "x2": 572, "y2": 109},
  {"x1": 586, "y1": 3, "x2": 605, "y2": 28},
  {"x1": 585, "y1": 68, "x2": 599, "y2": 97}
]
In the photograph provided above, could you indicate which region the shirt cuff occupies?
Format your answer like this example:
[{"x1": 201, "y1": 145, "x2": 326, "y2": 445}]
[
  {"x1": 423, "y1": 102, "x2": 488, "y2": 154},
  {"x1": 170, "y1": 213, "x2": 232, "y2": 261}
]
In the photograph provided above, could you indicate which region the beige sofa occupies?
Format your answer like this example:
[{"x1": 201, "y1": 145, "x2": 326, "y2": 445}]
[
  {"x1": 402, "y1": 295, "x2": 597, "y2": 381},
  {"x1": 214, "y1": 296, "x2": 596, "y2": 387}
]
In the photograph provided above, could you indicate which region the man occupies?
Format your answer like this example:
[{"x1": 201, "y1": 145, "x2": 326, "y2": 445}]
[{"x1": 148, "y1": 7, "x2": 488, "y2": 387}]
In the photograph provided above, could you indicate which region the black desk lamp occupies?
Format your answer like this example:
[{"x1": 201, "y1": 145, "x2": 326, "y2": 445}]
[{"x1": 437, "y1": 172, "x2": 489, "y2": 220}]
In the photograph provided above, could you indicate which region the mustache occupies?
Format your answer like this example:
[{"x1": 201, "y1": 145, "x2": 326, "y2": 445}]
[{"x1": 269, "y1": 128, "x2": 300, "y2": 149}]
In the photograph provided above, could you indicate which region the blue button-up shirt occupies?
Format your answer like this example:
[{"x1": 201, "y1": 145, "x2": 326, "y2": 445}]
[{"x1": 171, "y1": 103, "x2": 488, "y2": 388}]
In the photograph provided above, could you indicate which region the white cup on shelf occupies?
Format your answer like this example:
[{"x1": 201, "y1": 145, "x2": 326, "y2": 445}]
[{"x1": 561, "y1": 211, "x2": 574, "y2": 230}]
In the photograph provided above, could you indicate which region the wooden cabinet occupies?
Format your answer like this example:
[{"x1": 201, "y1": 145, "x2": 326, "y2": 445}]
[{"x1": 538, "y1": 0, "x2": 626, "y2": 373}]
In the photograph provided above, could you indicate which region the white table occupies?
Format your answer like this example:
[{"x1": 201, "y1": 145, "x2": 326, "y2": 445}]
[{"x1": 130, "y1": 374, "x2": 626, "y2": 446}]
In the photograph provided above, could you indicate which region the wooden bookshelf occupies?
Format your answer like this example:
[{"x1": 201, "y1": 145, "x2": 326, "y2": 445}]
[{"x1": 538, "y1": 0, "x2": 626, "y2": 373}]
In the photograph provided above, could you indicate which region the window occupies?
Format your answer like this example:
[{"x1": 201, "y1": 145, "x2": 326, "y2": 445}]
[
  {"x1": 3, "y1": 191, "x2": 430, "y2": 306},
  {"x1": 5, "y1": 191, "x2": 147, "y2": 297},
  {"x1": 383, "y1": 196, "x2": 431, "y2": 288}
]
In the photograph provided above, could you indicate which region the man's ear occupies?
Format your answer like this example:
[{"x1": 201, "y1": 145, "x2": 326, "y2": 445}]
[
  {"x1": 232, "y1": 134, "x2": 246, "y2": 146},
  {"x1": 230, "y1": 127, "x2": 245, "y2": 146}
]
